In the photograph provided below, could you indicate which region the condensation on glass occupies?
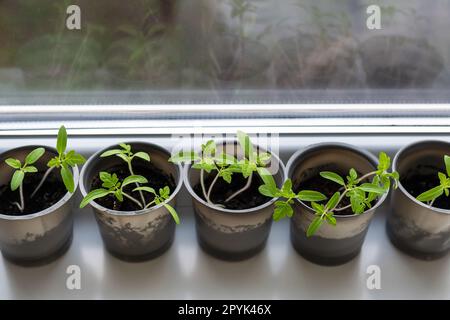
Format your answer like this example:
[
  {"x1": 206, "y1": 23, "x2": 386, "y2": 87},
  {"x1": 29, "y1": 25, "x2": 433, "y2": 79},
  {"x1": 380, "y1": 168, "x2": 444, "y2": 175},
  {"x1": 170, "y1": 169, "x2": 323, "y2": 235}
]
[{"x1": 0, "y1": 0, "x2": 449, "y2": 105}]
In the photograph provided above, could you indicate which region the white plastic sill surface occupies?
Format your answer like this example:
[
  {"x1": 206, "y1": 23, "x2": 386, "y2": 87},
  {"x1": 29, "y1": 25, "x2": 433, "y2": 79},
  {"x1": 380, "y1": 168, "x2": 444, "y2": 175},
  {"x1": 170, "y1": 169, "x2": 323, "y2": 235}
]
[{"x1": 0, "y1": 134, "x2": 449, "y2": 300}]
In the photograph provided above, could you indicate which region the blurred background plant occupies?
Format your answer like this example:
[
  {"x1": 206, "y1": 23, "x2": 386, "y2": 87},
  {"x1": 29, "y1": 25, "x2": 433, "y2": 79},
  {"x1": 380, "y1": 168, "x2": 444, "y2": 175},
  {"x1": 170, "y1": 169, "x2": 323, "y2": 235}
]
[
  {"x1": 13, "y1": 0, "x2": 104, "y2": 89},
  {"x1": 294, "y1": 1, "x2": 352, "y2": 42},
  {"x1": 194, "y1": 0, "x2": 271, "y2": 87},
  {"x1": 104, "y1": 0, "x2": 182, "y2": 87},
  {"x1": 272, "y1": 0, "x2": 361, "y2": 89}
]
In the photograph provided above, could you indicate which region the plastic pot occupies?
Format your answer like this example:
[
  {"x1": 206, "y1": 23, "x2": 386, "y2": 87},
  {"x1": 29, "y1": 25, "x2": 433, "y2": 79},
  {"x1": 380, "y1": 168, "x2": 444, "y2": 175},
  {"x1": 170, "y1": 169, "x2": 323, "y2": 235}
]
[
  {"x1": 387, "y1": 140, "x2": 450, "y2": 260},
  {"x1": 0, "y1": 146, "x2": 78, "y2": 266},
  {"x1": 79, "y1": 142, "x2": 182, "y2": 262},
  {"x1": 286, "y1": 143, "x2": 387, "y2": 266},
  {"x1": 184, "y1": 141, "x2": 285, "y2": 261}
]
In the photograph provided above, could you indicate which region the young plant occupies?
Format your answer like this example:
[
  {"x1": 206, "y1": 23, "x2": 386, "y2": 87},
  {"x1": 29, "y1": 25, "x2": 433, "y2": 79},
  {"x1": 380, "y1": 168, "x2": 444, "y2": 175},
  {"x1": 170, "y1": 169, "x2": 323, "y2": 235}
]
[
  {"x1": 5, "y1": 147, "x2": 45, "y2": 212},
  {"x1": 169, "y1": 131, "x2": 277, "y2": 207},
  {"x1": 80, "y1": 172, "x2": 180, "y2": 224},
  {"x1": 100, "y1": 143, "x2": 150, "y2": 204},
  {"x1": 416, "y1": 155, "x2": 450, "y2": 207},
  {"x1": 4, "y1": 126, "x2": 84, "y2": 212},
  {"x1": 31, "y1": 125, "x2": 86, "y2": 198},
  {"x1": 81, "y1": 143, "x2": 179, "y2": 223},
  {"x1": 259, "y1": 152, "x2": 399, "y2": 237},
  {"x1": 80, "y1": 173, "x2": 148, "y2": 209}
]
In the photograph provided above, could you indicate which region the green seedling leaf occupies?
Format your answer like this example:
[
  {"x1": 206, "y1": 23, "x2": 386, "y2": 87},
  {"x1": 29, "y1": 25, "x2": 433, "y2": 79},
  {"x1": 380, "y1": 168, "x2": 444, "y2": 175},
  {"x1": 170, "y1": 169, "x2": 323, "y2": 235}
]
[
  {"x1": 219, "y1": 169, "x2": 233, "y2": 183},
  {"x1": 119, "y1": 143, "x2": 131, "y2": 152},
  {"x1": 47, "y1": 158, "x2": 59, "y2": 167},
  {"x1": 417, "y1": 186, "x2": 444, "y2": 203},
  {"x1": 134, "y1": 186, "x2": 156, "y2": 194},
  {"x1": 160, "y1": 186, "x2": 170, "y2": 199},
  {"x1": 122, "y1": 175, "x2": 148, "y2": 188},
  {"x1": 273, "y1": 201, "x2": 293, "y2": 221},
  {"x1": 11, "y1": 170, "x2": 24, "y2": 191},
  {"x1": 366, "y1": 187, "x2": 378, "y2": 204},
  {"x1": 326, "y1": 192, "x2": 340, "y2": 210},
  {"x1": 202, "y1": 140, "x2": 216, "y2": 156},
  {"x1": 5, "y1": 158, "x2": 21, "y2": 169},
  {"x1": 116, "y1": 153, "x2": 129, "y2": 163},
  {"x1": 100, "y1": 172, "x2": 119, "y2": 189},
  {"x1": 237, "y1": 130, "x2": 255, "y2": 161},
  {"x1": 438, "y1": 172, "x2": 448, "y2": 185},
  {"x1": 57, "y1": 126, "x2": 67, "y2": 154},
  {"x1": 115, "y1": 189, "x2": 124, "y2": 202},
  {"x1": 325, "y1": 214, "x2": 337, "y2": 226},
  {"x1": 240, "y1": 160, "x2": 253, "y2": 173},
  {"x1": 380, "y1": 174, "x2": 391, "y2": 190},
  {"x1": 134, "y1": 152, "x2": 150, "y2": 162},
  {"x1": 101, "y1": 149, "x2": 124, "y2": 158},
  {"x1": 256, "y1": 167, "x2": 277, "y2": 191},
  {"x1": 99, "y1": 171, "x2": 112, "y2": 182},
  {"x1": 258, "y1": 184, "x2": 278, "y2": 198},
  {"x1": 359, "y1": 183, "x2": 386, "y2": 195},
  {"x1": 61, "y1": 164, "x2": 74, "y2": 193},
  {"x1": 164, "y1": 204, "x2": 180, "y2": 224},
  {"x1": 22, "y1": 166, "x2": 37, "y2": 173},
  {"x1": 349, "y1": 189, "x2": 366, "y2": 214},
  {"x1": 349, "y1": 168, "x2": 358, "y2": 180},
  {"x1": 281, "y1": 179, "x2": 292, "y2": 195},
  {"x1": 80, "y1": 189, "x2": 111, "y2": 208},
  {"x1": 240, "y1": 161, "x2": 256, "y2": 178},
  {"x1": 320, "y1": 171, "x2": 345, "y2": 186},
  {"x1": 65, "y1": 152, "x2": 86, "y2": 166},
  {"x1": 391, "y1": 171, "x2": 400, "y2": 181},
  {"x1": 378, "y1": 152, "x2": 391, "y2": 172},
  {"x1": 307, "y1": 217, "x2": 323, "y2": 237},
  {"x1": 311, "y1": 202, "x2": 324, "y2": 214},
  {"x1": 388, "y1": 171, "x2": 400, "y2": 189},
  {"x1": 297, "y1": 190, "x2": 327, "y2": 202},
  {"x1": 25, "y1": 147, "x2": 45, "y2": 165}
]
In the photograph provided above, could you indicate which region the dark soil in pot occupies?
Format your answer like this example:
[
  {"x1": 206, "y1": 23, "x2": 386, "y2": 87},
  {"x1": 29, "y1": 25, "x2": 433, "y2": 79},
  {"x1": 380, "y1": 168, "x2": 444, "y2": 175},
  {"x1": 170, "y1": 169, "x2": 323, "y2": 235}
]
[
  {"x1": 401, "y1": 165, "x2": 450, "y2": 210},
  {"x1": 294, "y1": 173, "x2": 376, "y2": 216},
  {"x1": 90, "y1": 162, "x2": 175, "y2": 211},
  {"x1": 0, "y1": 171, "x2": 65, "y2": 216},
  {"x1": 194, "y1": 172, "x2": 270, "y2": 210}
]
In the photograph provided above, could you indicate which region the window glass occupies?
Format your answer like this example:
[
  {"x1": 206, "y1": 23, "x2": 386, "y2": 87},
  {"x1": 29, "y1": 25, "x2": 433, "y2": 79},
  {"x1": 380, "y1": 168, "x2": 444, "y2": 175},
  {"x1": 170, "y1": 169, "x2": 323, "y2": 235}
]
[{"x1": 0, "y1": 0, "x2": 449, "y2": 105}]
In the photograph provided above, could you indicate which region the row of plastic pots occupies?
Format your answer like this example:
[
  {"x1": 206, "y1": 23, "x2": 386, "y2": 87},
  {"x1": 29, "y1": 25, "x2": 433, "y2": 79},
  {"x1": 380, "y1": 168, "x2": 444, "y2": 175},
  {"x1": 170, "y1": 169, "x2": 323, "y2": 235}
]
[{"x1": 0, "y1": 138, "x2": 448, "y2": 267}]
